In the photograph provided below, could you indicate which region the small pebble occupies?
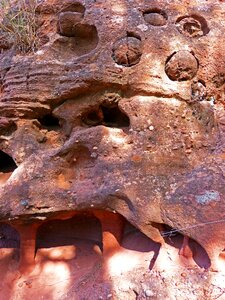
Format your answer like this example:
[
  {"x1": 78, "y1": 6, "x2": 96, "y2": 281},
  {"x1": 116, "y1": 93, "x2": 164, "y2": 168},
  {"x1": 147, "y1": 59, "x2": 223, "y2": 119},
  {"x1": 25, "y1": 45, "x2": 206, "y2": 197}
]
[
  {"x1": 149, "y1": 125, "x2": 154, "y2": 131},
  {"x1": 185, "y1": 149, "x2": 192, "y2": 154},
  {"x1": 145, "y1": 289, "x2": 154, "y2": 297}
]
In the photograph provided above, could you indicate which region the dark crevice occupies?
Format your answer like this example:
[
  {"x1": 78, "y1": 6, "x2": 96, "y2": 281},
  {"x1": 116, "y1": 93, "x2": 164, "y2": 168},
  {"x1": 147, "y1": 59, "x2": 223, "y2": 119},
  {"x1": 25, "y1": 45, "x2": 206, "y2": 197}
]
[
  {"x1": 0, "y1": 150, "x2": 17, "y2": 173},
  {"x1": 0, "y1": 223, "x2": 20, "y2": 248},
  {"x1": 36, "y1": 214, "x2": 102, "y2": 250},
  {"x1": 101, "y1": 105, "x2": 129, "y2": 127},
  {"x1": 82, "y1": 103, "x2": 130, "y2": 129},
  {"x1": 160, "y1": 224, "x2": 211, "y2": 269},
  {"x1": 38, "y1": 114, "x2": 61, "y2": 131}
]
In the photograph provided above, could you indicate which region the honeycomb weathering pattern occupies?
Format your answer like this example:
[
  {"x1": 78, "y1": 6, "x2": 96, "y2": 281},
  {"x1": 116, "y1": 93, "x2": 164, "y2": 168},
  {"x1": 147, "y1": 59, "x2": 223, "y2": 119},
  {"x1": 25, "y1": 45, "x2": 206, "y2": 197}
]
[{"x1": 0, "y1": 0, "x2": 225, "y2": 298}]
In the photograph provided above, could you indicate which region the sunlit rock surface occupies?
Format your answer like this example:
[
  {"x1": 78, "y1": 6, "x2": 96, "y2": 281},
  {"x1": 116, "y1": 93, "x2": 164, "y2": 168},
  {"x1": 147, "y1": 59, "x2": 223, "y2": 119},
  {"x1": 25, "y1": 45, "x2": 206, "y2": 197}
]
[{"x1": 0, "y1": 0, "x2": 224, "y2": 299}]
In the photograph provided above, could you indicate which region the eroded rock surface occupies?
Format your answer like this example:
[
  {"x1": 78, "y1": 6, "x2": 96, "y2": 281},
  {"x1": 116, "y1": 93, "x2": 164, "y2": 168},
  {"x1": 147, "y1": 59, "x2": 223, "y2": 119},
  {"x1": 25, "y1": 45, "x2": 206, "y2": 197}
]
[{"x1": 0, "y1": 0, "x2": 224, "y2": 299}]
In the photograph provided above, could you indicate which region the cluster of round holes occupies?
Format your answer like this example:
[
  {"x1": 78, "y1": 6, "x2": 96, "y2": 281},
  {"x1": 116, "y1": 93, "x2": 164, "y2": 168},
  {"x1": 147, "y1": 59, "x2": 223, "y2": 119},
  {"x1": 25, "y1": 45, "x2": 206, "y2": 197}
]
[
  {"x1": 142, "y1": 9, "x2": 209, "y2": 37},
  {"x1": 112, "y1": 34, "x2": 142, "y2": 67},
  {"x1": 165, "y1": 51, "x2": 199, "y2": 81}
]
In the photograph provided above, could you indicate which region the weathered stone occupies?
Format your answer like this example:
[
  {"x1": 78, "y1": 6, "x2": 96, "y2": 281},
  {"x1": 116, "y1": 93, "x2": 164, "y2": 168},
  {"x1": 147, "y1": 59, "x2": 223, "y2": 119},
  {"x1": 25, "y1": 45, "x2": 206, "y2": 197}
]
[
  {"x1": 143, "y1": 10, "x2": 167, "y2": 26},
  {"x1": 165, "y1": 50, "x2": 199, "y2": 81},
  {"x1": 0, "y1": 0, "x2": 224, "y2": 298},
  {"x1": 58, "y1": 12, "x2": 84, "y2": 36},
  {"x1": 112, "y1": 36, "x2": 142, "y2": 67},
  {"x1": 176, "y1": 15, "x2": 210, "y2": 38}
]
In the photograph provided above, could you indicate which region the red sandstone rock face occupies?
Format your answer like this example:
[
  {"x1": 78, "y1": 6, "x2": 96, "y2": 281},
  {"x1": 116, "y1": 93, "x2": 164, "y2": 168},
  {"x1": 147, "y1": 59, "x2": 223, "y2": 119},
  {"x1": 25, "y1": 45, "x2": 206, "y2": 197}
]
[{"x1": 0, "y1": 0, "x2": 225, "y2": 299}]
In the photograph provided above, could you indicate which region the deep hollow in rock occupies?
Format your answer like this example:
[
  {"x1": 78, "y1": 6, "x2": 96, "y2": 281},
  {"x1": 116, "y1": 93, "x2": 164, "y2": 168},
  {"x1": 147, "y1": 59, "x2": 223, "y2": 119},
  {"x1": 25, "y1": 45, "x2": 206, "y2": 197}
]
[
  {"x1": 0, "y1": 223, "x2": 20, "y2": 248},
  {"x1": 101, "y1": 105, "x2": 130, "y2": 128},
  {"x1": 0, "y1": 223, "x2": 20, "y2": 285},
  {"x1": 56, "y1": 23, "x2": 99, "y2": 56},
  {"x1": 161, "y1": 224, "x2": 211, "y2": 269},
  {"x1": 36, "y1": 213, "x2": 102, "y2": 251},
  {"x1": 0, "y1": 211, "x2": 219, "y2": 299},
  {"x1": 82, "y1": 103, "x2": 130, "y2": 129},
  {"x1": 0, "y1": 150, "x2": 17, "y2": 185},
  {"x1": 38, "y1": 113, "x2": 60, "y2": 131}
]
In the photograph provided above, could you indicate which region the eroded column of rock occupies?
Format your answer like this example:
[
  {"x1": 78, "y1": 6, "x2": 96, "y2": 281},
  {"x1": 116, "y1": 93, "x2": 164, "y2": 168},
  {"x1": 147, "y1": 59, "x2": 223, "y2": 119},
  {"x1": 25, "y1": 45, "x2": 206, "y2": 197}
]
[
  {"x1": 14, "y1": 222, "x2": 40, "y2": 273},
  {"x1": 93, "y1": 210, "x2": 124, "y2": 255}
]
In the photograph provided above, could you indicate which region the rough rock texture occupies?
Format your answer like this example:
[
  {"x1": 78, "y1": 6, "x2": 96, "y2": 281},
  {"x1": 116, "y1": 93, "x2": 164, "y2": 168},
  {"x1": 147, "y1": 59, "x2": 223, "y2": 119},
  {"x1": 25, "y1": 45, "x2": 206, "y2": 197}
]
[{"x1": 0, "y1": 0, "x2": 225, "y2": 299}]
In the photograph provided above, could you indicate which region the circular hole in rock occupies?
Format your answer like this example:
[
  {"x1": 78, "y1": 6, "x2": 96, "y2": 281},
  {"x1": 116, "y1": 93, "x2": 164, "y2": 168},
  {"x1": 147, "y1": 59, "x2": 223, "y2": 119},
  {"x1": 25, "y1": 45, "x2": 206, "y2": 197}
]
[
  {"x1": 176, "y1": 15, "x2": 209, "y2": 38},
  {"x1": 38, "y1": 114, "x2": 61, "y2": 131},
  {"x1": 57, "y1": 24, "x2": 99, "y2": 56},
  {"x1": 165, "y1": 50, "x2": 199, "y2": 81},
  {"x1": 112, "y1": 35, "x2": 142, "y2": 67},
  {"x1": 143, "y1": 9, "x2": 168, "y2": 26}
]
